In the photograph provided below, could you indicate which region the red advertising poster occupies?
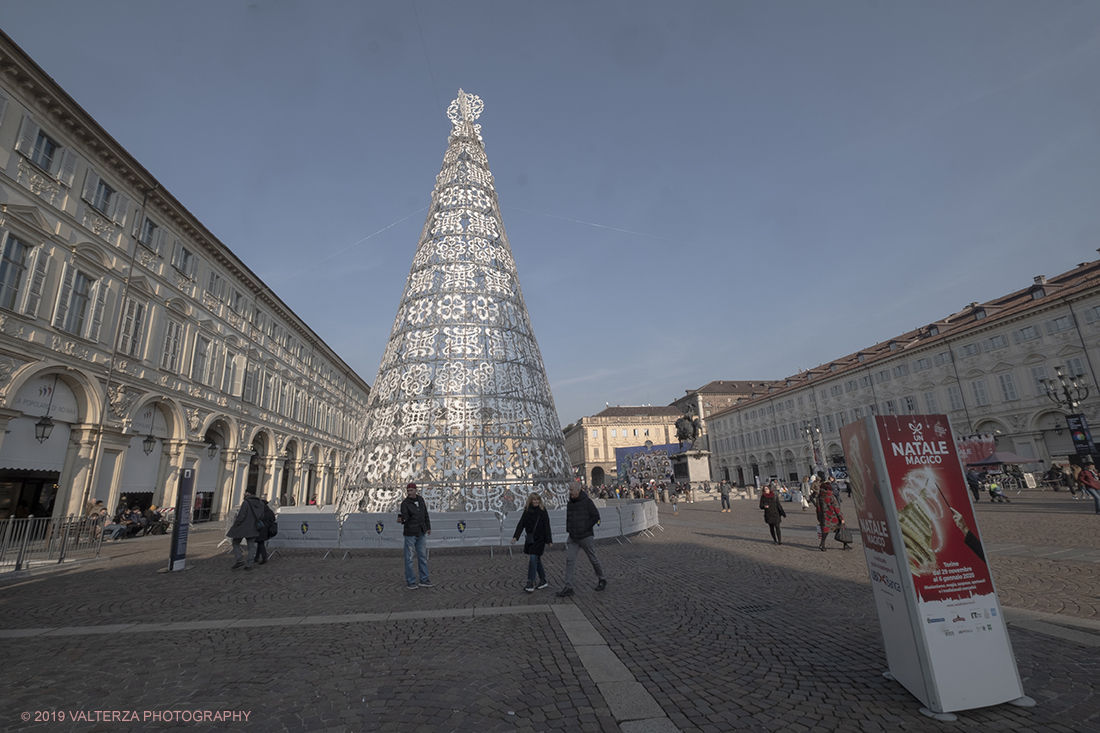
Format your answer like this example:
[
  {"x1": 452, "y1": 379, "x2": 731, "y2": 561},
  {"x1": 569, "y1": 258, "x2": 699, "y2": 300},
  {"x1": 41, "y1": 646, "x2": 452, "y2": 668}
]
[
  {"x1": 871, "y1": 416, "x2": 1025, "y2": 714},
  {"x1": 954, "y1": 433, "x2": 996, "y2": 468},
  {"x1": 878, "y1": 418, "x2": 991, "y2": 603},
  {"x1": 842, "y1": 419, "x2": 928, "y2": 704}
]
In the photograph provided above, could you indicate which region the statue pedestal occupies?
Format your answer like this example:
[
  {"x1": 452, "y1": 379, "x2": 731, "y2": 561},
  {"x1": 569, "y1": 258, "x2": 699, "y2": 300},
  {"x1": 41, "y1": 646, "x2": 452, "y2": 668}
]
[{"x1": 671, "y1": 449, "x2": 711, "y2": 489}]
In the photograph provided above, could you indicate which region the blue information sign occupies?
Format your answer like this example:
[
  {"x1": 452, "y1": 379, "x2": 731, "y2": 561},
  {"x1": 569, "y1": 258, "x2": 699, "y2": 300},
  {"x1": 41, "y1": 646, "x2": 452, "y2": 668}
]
[{"x1": 168, "y1": 468, "x2": 194, "y2": 572}]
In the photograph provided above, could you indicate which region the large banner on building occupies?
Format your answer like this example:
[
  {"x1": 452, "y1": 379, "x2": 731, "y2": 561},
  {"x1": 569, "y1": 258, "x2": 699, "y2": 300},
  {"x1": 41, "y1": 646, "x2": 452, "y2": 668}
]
[
  {"x1": 615, "y1": 444, "x2": 676, "y2": 486},
  {"x1": 841, "y1": 415, "x2": 1025, "y2": 715},
  {"x1": 954, "y1": 433, "x2": 996, "y2": 467}
]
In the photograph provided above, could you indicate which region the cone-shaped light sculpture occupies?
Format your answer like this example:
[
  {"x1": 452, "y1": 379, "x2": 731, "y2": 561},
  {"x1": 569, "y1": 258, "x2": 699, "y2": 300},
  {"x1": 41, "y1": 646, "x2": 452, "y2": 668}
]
[{"x1": 338, "y1": 90, "x2": 571, "y2": 516}]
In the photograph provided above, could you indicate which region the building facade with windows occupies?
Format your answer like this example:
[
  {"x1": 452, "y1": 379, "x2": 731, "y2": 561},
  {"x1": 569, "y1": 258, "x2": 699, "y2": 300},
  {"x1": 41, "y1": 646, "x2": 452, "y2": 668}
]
[
  {"x1": 706, "y1": 258, "x2": 1100, "y2": 485},
  {"x1": 563, "y1": 406, "x2": 683, "y2": 486},
  {"x1": 0, "y1": 31, "x2": 370, "y2": 523}
]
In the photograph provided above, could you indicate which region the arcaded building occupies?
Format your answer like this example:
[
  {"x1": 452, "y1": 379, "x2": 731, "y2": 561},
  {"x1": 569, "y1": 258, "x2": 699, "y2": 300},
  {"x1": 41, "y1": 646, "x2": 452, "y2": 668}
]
[{"x1": 0, "y1": 31, "x2": 369, "y2": 522}]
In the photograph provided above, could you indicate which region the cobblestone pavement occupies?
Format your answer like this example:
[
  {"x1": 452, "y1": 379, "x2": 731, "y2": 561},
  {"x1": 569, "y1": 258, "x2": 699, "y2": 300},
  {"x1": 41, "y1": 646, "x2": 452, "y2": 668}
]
[{"x1": 1, "y1": 490, "x2": 1098, "y2": 732}]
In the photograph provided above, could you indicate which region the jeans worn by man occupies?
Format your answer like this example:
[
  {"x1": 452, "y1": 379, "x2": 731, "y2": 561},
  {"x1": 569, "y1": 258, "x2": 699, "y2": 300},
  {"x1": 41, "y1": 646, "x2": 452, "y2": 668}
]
[{"x1": 399, "y1": 482, "x2": 433, "y2": 589}]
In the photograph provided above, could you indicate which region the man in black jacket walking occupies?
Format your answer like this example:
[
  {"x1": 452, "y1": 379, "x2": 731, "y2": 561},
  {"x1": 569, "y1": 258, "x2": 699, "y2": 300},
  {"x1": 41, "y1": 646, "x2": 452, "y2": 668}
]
[
  {"x1": 398, "y1": 482, "x2": 433, "y2": 589},
  {"x1": 556, "y1": 484, "x2": 607, "y2": 597},
  {"x1": 227, "y1": 487, "x2": 264, "y2": 570}
]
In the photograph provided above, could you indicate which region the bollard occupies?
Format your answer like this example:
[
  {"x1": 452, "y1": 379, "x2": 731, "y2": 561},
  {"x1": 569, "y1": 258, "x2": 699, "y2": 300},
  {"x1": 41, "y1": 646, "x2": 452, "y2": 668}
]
[
  {"x1": 0, "y1": 516, "x2": 13, "y2": 565},
  {"x1": 56, "y1": 514, "x2": 74, "y2": 564},
  {"x1": 14, "y1": 515, "x2": 35, "y2": 571}
]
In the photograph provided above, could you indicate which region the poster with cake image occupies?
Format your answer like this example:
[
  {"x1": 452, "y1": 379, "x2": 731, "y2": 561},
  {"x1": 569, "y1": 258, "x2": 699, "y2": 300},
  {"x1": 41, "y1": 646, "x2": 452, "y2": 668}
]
[
  {"x1": 875, "y1": 415, "x2": 1024, "y2": 713},
  {"x1": 841, "y1": 419, "x2": 928, "y2": 705}
]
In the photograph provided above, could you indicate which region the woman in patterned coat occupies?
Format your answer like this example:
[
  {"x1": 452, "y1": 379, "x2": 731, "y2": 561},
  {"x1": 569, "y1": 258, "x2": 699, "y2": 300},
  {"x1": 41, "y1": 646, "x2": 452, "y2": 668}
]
[{"x1": 814, "y1": 481, "x2": 849, "y2": 551}]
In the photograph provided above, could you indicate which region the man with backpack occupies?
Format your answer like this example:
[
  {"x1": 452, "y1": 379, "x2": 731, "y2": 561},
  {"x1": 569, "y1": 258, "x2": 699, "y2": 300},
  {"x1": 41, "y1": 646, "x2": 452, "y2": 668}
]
[
  {"x1": 254, "y1": 497, "x2": 278, "y2": 565},
  {"x1": 227, "y1": 487, "x2": 265, "y2": 571}
]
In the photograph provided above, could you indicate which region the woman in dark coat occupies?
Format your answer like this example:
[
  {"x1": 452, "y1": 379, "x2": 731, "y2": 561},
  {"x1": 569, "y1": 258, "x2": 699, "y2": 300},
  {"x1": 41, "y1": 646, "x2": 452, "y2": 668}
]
[
  {"x1": 814, "y1": 481, "x2": 850, "y2": 551},
  {"x1": 511, "y1": 492, "x2": 554, "y2": 592},
  {"x1": 759, "y1": 485, "x2": 787, "y2": 545}
]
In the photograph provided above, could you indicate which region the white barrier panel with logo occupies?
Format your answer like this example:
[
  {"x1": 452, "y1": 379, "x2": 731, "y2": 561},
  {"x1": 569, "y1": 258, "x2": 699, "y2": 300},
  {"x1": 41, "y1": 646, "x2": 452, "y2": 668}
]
[
  {"x1": 619, "y1": 503, "x2": 647, "y2": 535},
  {"x1": 547, "y1": 509, "x2": 568, "y2": 543},
  {"x1": 339, "y1": 512, "x2": 405, "y2": 549},
  {"x1": 592, "y1": 506, "x2": 621, "y2": 541},
  {"x1": 643, "y1": 501, "x2": 659, "y2": 528},
  {"x1": 267, "y1": 511, "x2": 340, "y2": 549},
  {"x1": 426, "y1": 512, "x2": 501, "y2": 548}
]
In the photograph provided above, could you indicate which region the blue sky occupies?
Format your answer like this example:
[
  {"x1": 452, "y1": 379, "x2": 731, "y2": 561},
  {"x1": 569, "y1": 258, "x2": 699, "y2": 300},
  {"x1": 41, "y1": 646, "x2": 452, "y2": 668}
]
[{"x1": 2, "y1": 1, "x2": 1098, "y2": 426}]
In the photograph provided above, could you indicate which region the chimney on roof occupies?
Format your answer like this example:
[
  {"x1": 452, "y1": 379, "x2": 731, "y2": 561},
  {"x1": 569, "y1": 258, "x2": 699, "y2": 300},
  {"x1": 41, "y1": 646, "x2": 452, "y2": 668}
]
[
  {"x1": 1033, "y1": 275, "x2": 1046, "y2": 285},
  {"x1": 969, "y1": 302, "x2": 979, "y2": 308}
]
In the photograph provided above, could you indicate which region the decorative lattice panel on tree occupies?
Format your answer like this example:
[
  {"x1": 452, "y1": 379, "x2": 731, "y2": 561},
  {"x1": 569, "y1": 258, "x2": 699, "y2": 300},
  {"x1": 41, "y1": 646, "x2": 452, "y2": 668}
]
[{"x1": 338, "y1": 90, "x2": 571, "y2": 516}]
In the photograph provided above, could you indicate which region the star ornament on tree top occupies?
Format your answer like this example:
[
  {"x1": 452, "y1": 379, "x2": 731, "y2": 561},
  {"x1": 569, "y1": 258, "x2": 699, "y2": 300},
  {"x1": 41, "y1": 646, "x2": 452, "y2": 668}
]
[{"x1": 447, "y1": 89, "x2": 484, "y2": 138}]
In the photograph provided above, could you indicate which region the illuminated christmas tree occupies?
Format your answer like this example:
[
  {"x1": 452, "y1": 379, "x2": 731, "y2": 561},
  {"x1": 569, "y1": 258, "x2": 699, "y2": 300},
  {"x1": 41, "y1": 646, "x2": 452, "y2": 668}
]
[{"x1": 338, "y1": 90, "x2": 571, "y2": 515}]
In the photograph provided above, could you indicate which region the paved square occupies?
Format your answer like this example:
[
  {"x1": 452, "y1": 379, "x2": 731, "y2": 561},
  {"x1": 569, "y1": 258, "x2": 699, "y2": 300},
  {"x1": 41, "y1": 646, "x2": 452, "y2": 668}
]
[{"x1": 2, "y1": 491, "x2": 1098, "y2": 732}]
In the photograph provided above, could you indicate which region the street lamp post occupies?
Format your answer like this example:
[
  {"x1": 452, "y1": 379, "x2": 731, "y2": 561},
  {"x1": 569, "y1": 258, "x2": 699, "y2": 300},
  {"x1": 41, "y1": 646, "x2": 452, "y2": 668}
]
[
  {"x1": 1040, "y1": 365, "x2": 1095, "y2": 460},
  {"x1": 1039, "y1": 365, "x2": 1089, "y2": 410},
  {"x1": 34, "y1": 374, "x2": 62, "y2": 443}
]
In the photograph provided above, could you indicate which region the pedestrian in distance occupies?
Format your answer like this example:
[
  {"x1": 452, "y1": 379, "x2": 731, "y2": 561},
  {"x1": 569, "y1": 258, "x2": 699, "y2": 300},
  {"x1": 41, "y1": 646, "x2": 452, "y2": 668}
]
[
  {"x1": 671, "y1": 484, "x2": 680, "y2": 515},
  {"x1": 556, "y1": 484, "x2": 607, "y2": 597},
  {"x1": 227, "y1": 487, "x2": 265, "y2": 570},
  {"x1": 253, "y1": 497, "x2": 277, "y2": 565},
  {"x1": 966, "y1": 468, "x2": 983, "y2": 503},
  {"x1": 1076, "y1": 457, "x2": 1100, "y2": 515},
  {"x1": 759, "y1": 484, "x2": 787, "y2": 545},
  {"x1": 398, "y1": 482, "x2": 433, "y2": 589},
  {"x1": 511, "y1": 492, "x2": 553, "y2": 592},
  {"x1": 719, "y1": 481, "x2": 731, "y2": 512},
  {"x1": 814, "y1": 481, "x2": 850, "y2": 552}
]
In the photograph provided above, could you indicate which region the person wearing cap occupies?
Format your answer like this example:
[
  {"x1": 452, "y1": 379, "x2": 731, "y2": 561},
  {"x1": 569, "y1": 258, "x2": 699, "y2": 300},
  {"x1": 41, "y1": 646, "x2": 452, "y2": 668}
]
[
  {"x1": 1076, "y1": 458, "x2": 1100, "y2": 515},
  {"x1": 398, "y1": 482, "x2": 433, "y2": 589}
]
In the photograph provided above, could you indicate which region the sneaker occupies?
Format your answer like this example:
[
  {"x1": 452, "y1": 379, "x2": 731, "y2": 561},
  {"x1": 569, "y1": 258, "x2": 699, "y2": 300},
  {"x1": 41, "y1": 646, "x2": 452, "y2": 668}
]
[
  {"x1": 243, "y1": 565, "x2": 252, "y2": 571},
  {"x1": 536, "y1": 580, "x2": 549, "y2": 590},
  {"x1": 419, "y1": 580, "x2": 434, "y2": 588},
  {"x1": 555, "y1": 587, "x2": 574, "y2": 597},
  {"x1": 231, "y1": 562, "x2": 244, "y2": 570},
  {"x1": 525, "y1": 582, "x2": 535, "y2": 593},
  {"x1": 406, "y1": 583, "x2": 419, "y2": 590},
  {"x1": 596, "y1": 579, "x2": 607, "y2": 591}
]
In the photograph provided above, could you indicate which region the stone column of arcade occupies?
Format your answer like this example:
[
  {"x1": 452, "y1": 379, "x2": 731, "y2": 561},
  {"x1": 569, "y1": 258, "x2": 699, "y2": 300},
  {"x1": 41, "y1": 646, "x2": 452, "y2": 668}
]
[
  {"x1": 262, "y1": 454, "x2": 283, "y2": 506},
  {"x1": 213, "y1": 449, "x2": 238, "y2": 521},
  {"x1": 57, "y1": 424, "x2": 99, "y2": 517}
]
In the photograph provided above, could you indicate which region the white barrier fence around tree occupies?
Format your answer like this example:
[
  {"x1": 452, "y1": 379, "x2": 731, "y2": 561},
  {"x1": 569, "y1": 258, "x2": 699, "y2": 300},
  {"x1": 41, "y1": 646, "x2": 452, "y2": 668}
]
[{"x1": 265, "y1": 500, "x2": 660, "y2": 554}]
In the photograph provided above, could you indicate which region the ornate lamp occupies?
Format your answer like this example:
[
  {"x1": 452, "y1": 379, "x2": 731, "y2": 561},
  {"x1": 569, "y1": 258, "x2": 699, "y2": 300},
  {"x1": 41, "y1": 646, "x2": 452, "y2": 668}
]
[
  {"x1": 142, "y1": 433, "x2": 157, "y2": 455},
  {"x1": 34, "y1": 374, "x2": 61, "y2": 443}
]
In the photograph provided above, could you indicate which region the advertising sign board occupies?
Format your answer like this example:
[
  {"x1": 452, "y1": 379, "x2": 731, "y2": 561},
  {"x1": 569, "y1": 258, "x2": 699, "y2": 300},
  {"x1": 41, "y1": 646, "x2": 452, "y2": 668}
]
[
  {"x1": 1065, "y1": 414, "x2": 1097, "y2": 458},
  {"x1": 841, "y1": 415, "x2": 1028, "y2": 716},
  {"x1": 168, "y1": 469, "x2": 194, "y2": 572}
]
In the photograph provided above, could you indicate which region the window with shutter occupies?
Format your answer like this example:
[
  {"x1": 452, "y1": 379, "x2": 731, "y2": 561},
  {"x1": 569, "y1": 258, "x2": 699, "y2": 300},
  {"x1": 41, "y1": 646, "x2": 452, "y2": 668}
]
[
  {"x1": 82, "y1": 169, "x2": 102, "y2": 208},
  {"x1": 57, "y1": 149, "x2": 77, "y2": 187},
  {"x1": 21, "y1": 245, "x2": 49, "y2": 317},
  {"x1": 192, "y1": 335, "x2": 212, "y2": 384},
  {"x1": 15, "y1": 114, "x2": 41, "y2": 158},
  {"x1": 172, "y1": 240, "x2": 197, "y2": 278},
  {"x1": 117, "y1": 298, "x2": 146, "y2": 357},
  {"x1": 206, "y1": 270, "x2": 224, "y2": 300},
  {"x1": 0, "y1": 229, "x2": 31, "y2": 312},
  {"x1": 85, "y1": 279, "x2": 108, "y2": 342},
  {"x1": 110, "y1": 191, "x2": 130, "y2": 226},
  {"x1": 161, "y1": 320, "x2": 183, "y2": 372},
  {"x1": 52, "y1": 263, "x2": 76, "y2": 330},
  {"x1": 0, "y1": 90, "x2": 8, "y2": 128}
]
